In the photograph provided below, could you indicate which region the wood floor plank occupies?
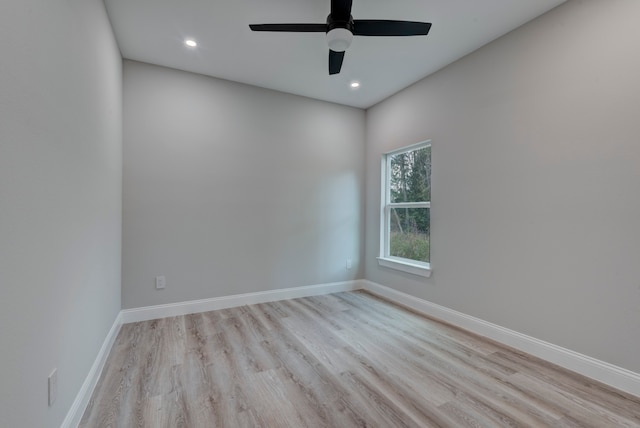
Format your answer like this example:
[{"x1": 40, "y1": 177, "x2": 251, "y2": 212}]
[
  {"x1": 492, "y1": 350, "x2": 640, "y2": 423},
  {"x1": 81, "y1": 291, "x2": 640, "y2": 427}
]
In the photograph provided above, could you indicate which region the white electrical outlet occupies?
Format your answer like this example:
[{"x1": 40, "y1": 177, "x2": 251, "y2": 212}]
[
  {"x1": 48, "y1": 369, "x2": 57, "y2": 406},
  {"x1": 156, "y1": 276, "x2": 166, "y2": 289},
  {"x1": 346, "y1": 259, "x2": 352, "y2": 270}
]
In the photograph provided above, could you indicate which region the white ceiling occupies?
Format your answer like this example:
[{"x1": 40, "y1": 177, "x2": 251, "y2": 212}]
[{"x1": 104, "y1": 0, "x2": 566, "y2": 109}]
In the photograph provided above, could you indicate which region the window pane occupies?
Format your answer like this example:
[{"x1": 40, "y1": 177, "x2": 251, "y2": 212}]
[
  {"x1": 389, "y1": 207, "x2": 430, "y2": 263},
  {"x1": 389, "y1": 146, "x2": 431, "y2": 203}
]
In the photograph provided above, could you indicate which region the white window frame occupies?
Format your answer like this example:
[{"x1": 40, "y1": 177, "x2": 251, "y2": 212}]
[{"x1": 377, "y1": 140, "x2": 432, "y2": 278}]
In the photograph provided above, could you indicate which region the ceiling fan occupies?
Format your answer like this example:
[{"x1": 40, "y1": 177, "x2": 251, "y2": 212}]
[{"x1": 249, "y1": 0, "x2": 432, "y2": 75}]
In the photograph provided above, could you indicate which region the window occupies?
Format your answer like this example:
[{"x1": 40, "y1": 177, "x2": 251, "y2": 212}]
[{"x1": 378, "y1": 141, "x2": 431, "y2": 277}]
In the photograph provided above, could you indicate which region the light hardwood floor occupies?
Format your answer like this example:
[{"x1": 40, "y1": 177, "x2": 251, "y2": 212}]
[{"x1": 80, "y1": 291, "x2": 640, "y2": 427}]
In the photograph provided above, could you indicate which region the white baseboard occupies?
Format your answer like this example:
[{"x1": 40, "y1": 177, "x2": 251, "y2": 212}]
[
  {"x1": 61, "y1": 311, "x2": 123, "y2": 428},
  {"x1": 120, "y1": 280, "x2": 365, "y2": 324},
  {"x1": 362, "y1": 280, "x2": 640, "y2": 397}
]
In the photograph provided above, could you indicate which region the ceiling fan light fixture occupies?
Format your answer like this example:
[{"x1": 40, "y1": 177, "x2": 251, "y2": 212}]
[{"x1": 326, "y1": 28, "x2": 353, "y2": 52}]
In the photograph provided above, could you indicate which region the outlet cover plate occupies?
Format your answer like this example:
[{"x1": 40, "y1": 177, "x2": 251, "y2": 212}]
[{"x1": 156, "y1": 275, "x2": 166, "y2": 289}]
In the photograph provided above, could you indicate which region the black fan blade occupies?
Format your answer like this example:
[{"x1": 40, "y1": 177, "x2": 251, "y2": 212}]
[
  {"x1": 331, "y1": 0, "x2": 353, "y2": 21},
  {"x1": 353, "y1": 20, "x2": 432, "y2": 36},
  {"x1": 329, "y1": 50, "x2": 345, "y2": 75},
  {"x1": 249, "y1": 23, "x2": 326, "y2": 32}
]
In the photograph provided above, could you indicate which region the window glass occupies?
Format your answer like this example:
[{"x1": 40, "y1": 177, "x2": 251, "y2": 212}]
[
  {"x1": 389, "y1": 207, "x2": 430, "y2": 263},
  {"x1": 389, "y1": 146, "x2": 431, "y2": 203}
]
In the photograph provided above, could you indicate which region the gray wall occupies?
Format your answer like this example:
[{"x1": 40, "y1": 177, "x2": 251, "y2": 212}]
[
  {"x1": 122, "y1": 61, "x2": 365, "y2": 309},
  {"x1": 0, "y1": 0, "x2": 122, "y2": 427},
  {"x1": 365, "y1": 0, "x2": 640, "y2": 373}
]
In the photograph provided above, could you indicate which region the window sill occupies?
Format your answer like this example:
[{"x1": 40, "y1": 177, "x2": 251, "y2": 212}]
[{"x1": 377, "y1": 257, "x2": 432, "y2": 278}]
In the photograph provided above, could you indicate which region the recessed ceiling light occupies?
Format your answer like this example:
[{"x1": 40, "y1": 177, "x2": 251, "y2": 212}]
[
  {"x1": 350, "y1": 81, "x2": 360, "y2": 89},
  {"x1": 185, "y1": 39, "x2": 197, "y2": 48}
]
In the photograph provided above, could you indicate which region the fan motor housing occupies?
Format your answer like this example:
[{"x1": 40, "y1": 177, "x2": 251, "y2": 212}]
[{"x1": 326, "y1": 14, "x2": 354, "y2": 33}]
